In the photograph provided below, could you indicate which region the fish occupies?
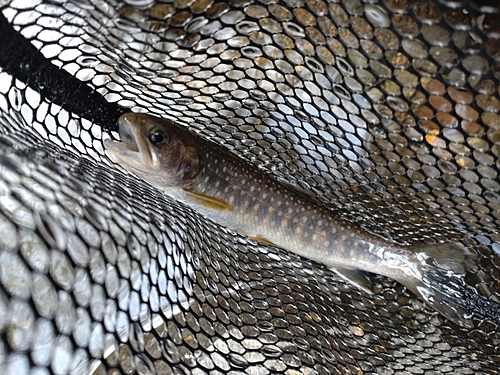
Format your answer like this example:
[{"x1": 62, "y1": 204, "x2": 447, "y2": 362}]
[{"x1": 105, "y1": 112, "x2": 477, "y2": 328}]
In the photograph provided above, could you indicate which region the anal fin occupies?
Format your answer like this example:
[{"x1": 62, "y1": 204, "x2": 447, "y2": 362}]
[
  {"x1": 329, "y1": 268, "x2": 373, "y2": 295},
  {"x1": 184, "y1": 189, "x2": 233, "y2": 211}
]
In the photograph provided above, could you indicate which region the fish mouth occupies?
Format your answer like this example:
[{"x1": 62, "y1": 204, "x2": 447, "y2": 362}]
[{"x1": 105, "y1": 113, "x2": 154, "y2": 171}]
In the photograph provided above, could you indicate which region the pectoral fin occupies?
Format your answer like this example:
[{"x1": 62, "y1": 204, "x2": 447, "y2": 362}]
[
  {"x1": 329, "y1": 268, "x2": 373, "y2": 295},
  {"x1": 184, "y1": 189, "x2": 233, "y2": 211}
]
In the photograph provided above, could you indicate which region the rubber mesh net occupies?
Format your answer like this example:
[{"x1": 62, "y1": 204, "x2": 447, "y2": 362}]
[{"x1": 0, "y1": 0, "x2": 499, "y2": 374}]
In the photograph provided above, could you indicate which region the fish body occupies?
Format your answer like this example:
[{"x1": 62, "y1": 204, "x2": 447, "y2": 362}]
[{"x1": 105, "y1": 113, "x2": 474, "y2": 327}]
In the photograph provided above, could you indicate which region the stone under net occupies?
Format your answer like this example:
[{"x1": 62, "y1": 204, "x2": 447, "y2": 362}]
[{"x1": 0, "y1": 0, "x2": 499, "y2": 374}]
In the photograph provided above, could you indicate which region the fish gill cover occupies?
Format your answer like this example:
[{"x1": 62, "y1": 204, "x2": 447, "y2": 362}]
[{"x1": 0, "y1": 0, "x2": 499, "y2": 374}]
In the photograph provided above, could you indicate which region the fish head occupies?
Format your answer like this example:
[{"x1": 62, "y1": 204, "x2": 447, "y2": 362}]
[{"x1": 105, "y1": 113, "x2": 200, "y2": 187}]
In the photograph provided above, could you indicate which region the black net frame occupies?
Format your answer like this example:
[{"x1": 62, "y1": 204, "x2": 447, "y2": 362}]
[{"x1": 0, "y1": 0, "x2": 499, "y2": 374}]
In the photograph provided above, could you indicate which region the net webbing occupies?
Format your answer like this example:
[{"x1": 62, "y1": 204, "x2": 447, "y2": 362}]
[{"x1": 0, "y1": 0, "x2": 499, "y2": 374}]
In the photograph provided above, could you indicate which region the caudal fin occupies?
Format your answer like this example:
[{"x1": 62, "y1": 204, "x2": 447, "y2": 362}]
[{"x1": 400, "y1": 242, "x2": 478, "y2": 328}]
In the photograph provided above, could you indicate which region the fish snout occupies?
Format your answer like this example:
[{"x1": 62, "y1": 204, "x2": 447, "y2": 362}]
[{"x1": 118, "y1": 117, "x2": 140, "y2": 152}]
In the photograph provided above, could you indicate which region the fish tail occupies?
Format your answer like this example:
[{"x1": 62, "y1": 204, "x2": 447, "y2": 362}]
[{"x1": 399, "y1": 242, "x2": 480, "y2": 328}]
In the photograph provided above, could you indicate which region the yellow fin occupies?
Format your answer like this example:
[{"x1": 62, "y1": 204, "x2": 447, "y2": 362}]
[
  {"x1": 250, "y1": 237, "x2": 274, "y2": 246},
  {"x1": 235, "y1": 231, "x2": 274, "y2": 246},
  {"x1": 184, "y1": 189, "x2": 233, "y2": 211}
]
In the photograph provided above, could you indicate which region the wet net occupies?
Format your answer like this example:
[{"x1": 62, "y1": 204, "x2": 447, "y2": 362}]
[{"x1": 0, "y1": 0, "x2": 499, "y2": 374}]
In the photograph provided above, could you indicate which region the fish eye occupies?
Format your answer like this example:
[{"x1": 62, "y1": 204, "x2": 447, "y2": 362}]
[{"x1": 150, "y1": 131, "x2": 165, "y2": 145}]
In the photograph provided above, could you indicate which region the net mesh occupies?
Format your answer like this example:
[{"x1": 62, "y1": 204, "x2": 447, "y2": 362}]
[{"x1": 0, "y1": 0, "x2": 499, "y2": 374}]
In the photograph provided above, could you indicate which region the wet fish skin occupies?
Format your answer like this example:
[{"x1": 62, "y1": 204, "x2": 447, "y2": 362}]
[{"x1": 105, "y1": 112, "x2": 474, "y2": 327}]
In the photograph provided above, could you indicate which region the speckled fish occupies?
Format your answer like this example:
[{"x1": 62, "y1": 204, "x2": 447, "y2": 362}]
[{"x1": 105, "y1": 113, "x2": 475, "y2": 327}]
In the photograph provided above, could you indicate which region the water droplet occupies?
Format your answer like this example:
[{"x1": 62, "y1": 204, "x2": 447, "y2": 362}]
[
  {"x1": 283, "y1": 21, "x2": 305, "y2": 38},
  {"x1": 364, "y1": 5, "x2": 390, "y2": 28}
]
